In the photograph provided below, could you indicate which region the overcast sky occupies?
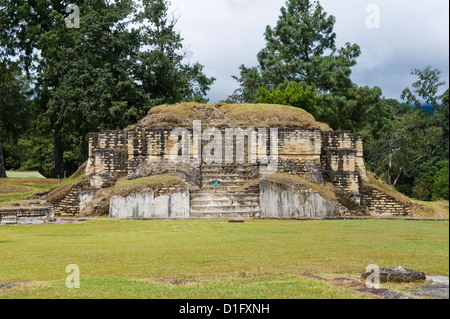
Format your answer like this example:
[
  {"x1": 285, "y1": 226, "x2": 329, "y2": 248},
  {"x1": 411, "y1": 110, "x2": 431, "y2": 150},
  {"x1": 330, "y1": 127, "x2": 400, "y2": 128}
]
[{"x1": 167, "y1": 0, "x2": 449, "y2": 103}]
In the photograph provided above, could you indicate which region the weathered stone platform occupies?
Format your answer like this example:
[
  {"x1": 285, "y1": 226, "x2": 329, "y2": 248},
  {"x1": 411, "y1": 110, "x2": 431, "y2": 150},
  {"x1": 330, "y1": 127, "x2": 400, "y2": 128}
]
[
  {"x1": 0, "y1": 207, "x2": 55, "y2": 225},
  {"x1": 50, "y1": 103, "x2": 416, "y2": 219}
]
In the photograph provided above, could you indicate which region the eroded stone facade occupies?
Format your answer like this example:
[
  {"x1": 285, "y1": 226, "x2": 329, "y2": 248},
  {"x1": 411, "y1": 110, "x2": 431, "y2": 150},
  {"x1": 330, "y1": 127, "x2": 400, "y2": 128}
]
[{"x1": 83, "y1": 125, "x2": 410, "y2": 218}]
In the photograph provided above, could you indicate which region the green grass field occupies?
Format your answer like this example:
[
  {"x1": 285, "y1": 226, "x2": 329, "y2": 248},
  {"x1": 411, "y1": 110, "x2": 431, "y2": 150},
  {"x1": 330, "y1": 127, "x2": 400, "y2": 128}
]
[
  {"x1": 0, "y1": 178, "x2": 58, "y2": 203},
  {"x1": 5, "y1": 171, "x2": 46, "y2": 179},
  {"x1": 0, "y1": 219, "x2": 448, "y2": 299}
]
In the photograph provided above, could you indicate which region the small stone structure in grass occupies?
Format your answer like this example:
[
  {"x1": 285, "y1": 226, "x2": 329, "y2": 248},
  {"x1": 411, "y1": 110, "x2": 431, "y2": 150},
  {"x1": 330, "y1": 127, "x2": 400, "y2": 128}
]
[
  {"x1": 361, "y1": 267, "x2": 427, "y2": 283},
  {"x1": 0, "y1": 201, "x2": 55, "y2": 225},
  {"x1": 42, "y1": 103, "x2": 419, "y2": 219}
]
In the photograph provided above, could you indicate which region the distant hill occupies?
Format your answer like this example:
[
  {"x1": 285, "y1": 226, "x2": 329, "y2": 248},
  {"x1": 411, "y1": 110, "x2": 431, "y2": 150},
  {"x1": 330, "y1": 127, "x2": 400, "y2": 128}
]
[{"x1": 410, "y1": 104, "x2": 442, "y2": 114}]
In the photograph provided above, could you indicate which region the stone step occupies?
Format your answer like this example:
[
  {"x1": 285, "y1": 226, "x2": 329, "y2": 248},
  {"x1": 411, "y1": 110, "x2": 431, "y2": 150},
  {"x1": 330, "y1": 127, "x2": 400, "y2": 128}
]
[
  {"x1": 191, "y1": 204, "x2": 260, "y2": 213},
  {"x1": 201, "y1": 166, "x2": 256, "y2": 173},
  {"x1": 201, "y1": 170, "x2": 255, "y2": 176},
  {"x1": 201, "y1": 174, "x2": 251, "y2": 180},
  {"x1": 201, "y1": 164, "x2": 254, "y2": 168},
  {"x1": 190, "y1": 211, "x2": 261, "y2": 218},
  {"x1": 201, "y1": 181, "x2": 249, "y2": 188},
  {"x1": 191, "y1": 201, "x2": 259, "y2": 207},
  {"x1": 191, "y1": 196, "x2": 259, "y2": 203},
  {"x1": 200, "y1": 185, "x2": 246, "y2": 192},
  {"x1": 191, "y1": 192, "x2": 259, "y2": 199},
  {"x1": 191, "y1": 194, "x2": 259, "y2": 199}
]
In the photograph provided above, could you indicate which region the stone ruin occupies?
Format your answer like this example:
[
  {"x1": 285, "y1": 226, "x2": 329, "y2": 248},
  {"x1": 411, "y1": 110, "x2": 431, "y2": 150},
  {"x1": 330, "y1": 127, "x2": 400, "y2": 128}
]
[{"x1": 46, "y1": 103, "x2": 414, "y2": 219}]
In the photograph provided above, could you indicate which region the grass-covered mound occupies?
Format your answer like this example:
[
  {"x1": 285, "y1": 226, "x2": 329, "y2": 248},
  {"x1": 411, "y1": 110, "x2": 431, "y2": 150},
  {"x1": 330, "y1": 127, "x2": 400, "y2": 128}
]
[
  {"x1": 262, "y1": 173, "x2": 337, "y2": 201},
  {"x1": 112, "y1": 174, "x2": 187, "y2": 197},
  {"x1": 134, "y1": 102, "x2": 332, "y2": 130}
]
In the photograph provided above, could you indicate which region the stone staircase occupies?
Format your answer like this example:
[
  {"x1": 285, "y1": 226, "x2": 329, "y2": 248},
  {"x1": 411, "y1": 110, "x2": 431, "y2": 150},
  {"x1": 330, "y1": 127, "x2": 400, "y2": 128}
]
[
  {"x1": 51, "y1": 180, "x2": 94, "y2": 216},
  {"x1": 190, "y1": 164, "x2": 261, "y2": 218}
]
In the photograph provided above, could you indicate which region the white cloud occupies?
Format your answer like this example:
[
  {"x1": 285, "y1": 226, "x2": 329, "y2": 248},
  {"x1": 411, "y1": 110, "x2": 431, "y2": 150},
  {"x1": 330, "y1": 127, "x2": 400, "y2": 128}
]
[{"x1": 169, "y1": 0, "x2": 449, "y2": 102}]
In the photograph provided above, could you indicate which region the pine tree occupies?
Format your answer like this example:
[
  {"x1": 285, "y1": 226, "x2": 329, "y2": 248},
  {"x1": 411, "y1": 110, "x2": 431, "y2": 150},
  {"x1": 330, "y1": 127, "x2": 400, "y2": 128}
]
[
  {"x1": 231, "y1": 0, "x2": 361, "y2": 101},
  {"x1": 136, "y1": 0, "x2": 215, "y2": 104}
]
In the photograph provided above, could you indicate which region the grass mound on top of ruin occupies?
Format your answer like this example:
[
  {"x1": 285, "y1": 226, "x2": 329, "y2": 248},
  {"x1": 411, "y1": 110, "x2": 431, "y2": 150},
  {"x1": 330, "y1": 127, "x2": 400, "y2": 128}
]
[
  {"x1": 263, "y1": 173, "x2": 337, "y2": 201},
  {"x1": 112, "y1": 175, "x2": 186, "y2": 197},
  {"x1": 134, "y1": 102, "x2": 332, "y2": 130}
]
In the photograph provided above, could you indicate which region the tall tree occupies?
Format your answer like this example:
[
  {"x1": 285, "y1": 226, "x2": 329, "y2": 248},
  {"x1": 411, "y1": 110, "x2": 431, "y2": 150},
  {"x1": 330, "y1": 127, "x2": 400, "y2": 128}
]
[
  {"x1": 401, "y1": 66, "x2": 447, "y2": 111},
  {"x1": 365, "y1": 69, "x2": 449, "y2": 198},
  {"x1": 135, "y1": 0, "x2": 215, "y2": 104},
  {"x1": 41, "y1": 0, "x2": 147, "y2": 176},
  {"x1": 0, "y1": 61, "x2": 31, "y2": 177},
  {"x1": 231, "y1": 0, "x2": 361, "y2": 102},
  {"x1": 1, "y1": 0, "x2": 215, "y2": 177}
]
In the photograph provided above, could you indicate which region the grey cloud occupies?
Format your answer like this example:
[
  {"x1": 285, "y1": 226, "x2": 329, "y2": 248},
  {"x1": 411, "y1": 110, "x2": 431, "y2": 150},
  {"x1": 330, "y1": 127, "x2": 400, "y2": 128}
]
[{"x1": 169, "y1": 0, "x2": 449, "y2": 103}]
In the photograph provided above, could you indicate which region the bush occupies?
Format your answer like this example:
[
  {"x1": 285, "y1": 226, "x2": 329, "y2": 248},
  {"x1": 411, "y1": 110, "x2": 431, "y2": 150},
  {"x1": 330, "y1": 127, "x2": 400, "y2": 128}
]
[
  {"x1": 432, "y1": 162, "x2": 449, "y2": 200},
  {"x1": 412, "y1": 161, "x2": 449, "y2": 201},
  {"x1": 412, "y1": 174, "x2": 434, "y2": 201},
  {"x1": 258, "y1": 82, "x2": 317, "y2": 116}
]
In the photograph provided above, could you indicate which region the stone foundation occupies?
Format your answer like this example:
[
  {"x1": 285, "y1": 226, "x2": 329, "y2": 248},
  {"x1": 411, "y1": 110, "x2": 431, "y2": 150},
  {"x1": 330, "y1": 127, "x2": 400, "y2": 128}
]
[
  {"x1": 259, "y1": 179, "x2": 339, "y2": 218},
  {"x1": 0, "y1": 207, "x2": 55, "y2": 225},
  {"x1": 109, "y1": 190, "x2": 190, "y2": 219},
  {"x1": 76, "y1": 110, "x2": 411, "y2": 218}
]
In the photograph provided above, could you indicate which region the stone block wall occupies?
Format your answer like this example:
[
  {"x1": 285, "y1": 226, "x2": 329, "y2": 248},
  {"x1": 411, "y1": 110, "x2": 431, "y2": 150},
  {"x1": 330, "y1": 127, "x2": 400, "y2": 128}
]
[
  {"x1": 83, "y1": 124, "x2": 411, "y2": 217},
  {"x1": 86, "y1": 127, "x2": 331, "y2": 186},
  {"x1": 320, "y1": 131, "x2": 367, "y2": 203},
  {"x1": 86, "y1": 131, "x2": 128, "y2": 188},
  {"x1": 109, "y1": 190, "x2": 190, "y2": 219},
  {"x1": 277, "y1": 129, "x2": 324, "y2": 184},
  {"x1": 0, "y1": 207, "x2": 55, "y2": 225},
  {"x1": 127, "y1": 127, "x2": 201, "y2": 184},
  {"x1": 259, "y1": 179, "x2": 339, "y2": 218},
  {"x1": 85, "y1": 126, "x2": 366, "y2": 193}
]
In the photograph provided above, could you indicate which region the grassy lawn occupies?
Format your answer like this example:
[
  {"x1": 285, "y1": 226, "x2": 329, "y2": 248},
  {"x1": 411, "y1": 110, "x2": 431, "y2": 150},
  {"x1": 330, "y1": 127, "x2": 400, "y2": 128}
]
[
  {"x1": 0, "y1": 219, "x2": 448, "y2": 299},
  {"x1": 5, "y1": 171, "x2": 46, "y2": 179}
]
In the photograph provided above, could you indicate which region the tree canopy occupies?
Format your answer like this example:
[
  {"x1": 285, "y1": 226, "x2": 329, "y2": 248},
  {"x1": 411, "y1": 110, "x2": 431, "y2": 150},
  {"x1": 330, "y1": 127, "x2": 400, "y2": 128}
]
[{"x1": 0, "y1": 0, "x2": 215, "y2": 178}]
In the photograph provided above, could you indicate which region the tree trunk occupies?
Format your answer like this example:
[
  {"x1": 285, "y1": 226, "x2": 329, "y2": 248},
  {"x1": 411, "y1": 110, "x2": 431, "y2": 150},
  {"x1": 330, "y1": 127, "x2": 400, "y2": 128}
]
[
  {"x1": 0, "y1": 140, "x2": 7, "y2": 178},
  {"x1": 54, "y1": 125, "x2": 64, "y2": 179}
]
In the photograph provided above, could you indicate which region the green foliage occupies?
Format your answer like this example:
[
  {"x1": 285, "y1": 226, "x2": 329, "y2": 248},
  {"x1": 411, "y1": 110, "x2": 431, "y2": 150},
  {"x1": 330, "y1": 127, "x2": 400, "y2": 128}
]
[
  {"x1": 433, "y1": 163, "x2": 450, "y2": 200},
  {"x1": 136, "y1": 0, "x2": 215, "y2": 104},
  {"x1": 316, "y1": 85, "x2": 382, "y2": 131},
  {"x1": 412, "y1": 162, "x2": 449, "y2": 201},
  {"x1": 258, "y1": 82, "x2": 317, "y2": 116},
  {"x1": 229, "y1": 0, "x2": 381, "y2": 133},
  {"x1": 0, "y1": 61, "x2": 32, "y2": 177},
  {"x1": 401, "y1": 66, "x2": 447, "y2": 111},
  {"x1": 0, "y1": 0, "x2": 215, "y2": 177},
  {"x1": 230, "y1": 0, "x2": 361, "y2": 103},
  {"x1": 364, "y1": 76, "x2": 448, "y2": 199},
  {"x1": 228, "y1": 65, "x2": 262, "y2": 103}
]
